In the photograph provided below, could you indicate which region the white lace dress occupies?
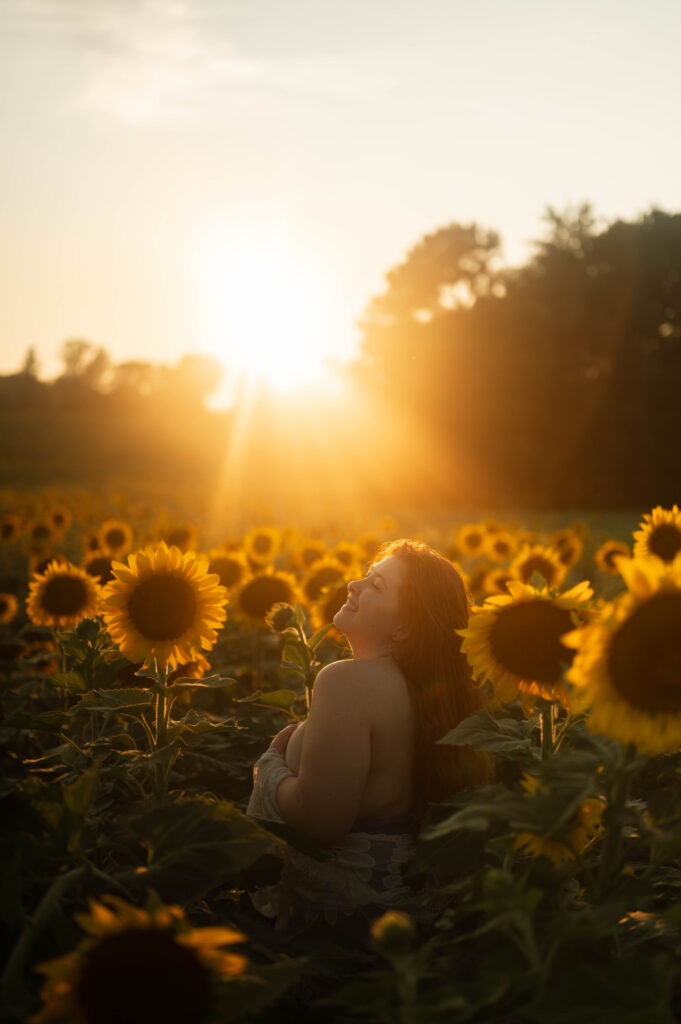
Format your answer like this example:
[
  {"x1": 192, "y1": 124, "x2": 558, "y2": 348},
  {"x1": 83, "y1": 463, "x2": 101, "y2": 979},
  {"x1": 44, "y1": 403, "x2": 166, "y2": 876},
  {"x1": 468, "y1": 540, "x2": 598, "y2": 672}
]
[{"x1": 246, "y1": 747, "x2": 419, "y2": 930}]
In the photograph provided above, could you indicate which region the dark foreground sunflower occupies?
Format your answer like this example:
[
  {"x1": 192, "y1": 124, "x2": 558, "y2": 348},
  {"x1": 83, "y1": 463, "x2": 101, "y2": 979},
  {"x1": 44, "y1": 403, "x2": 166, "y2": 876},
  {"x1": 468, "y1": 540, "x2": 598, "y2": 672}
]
[
  {"x1": 26, "y1": 561, "x2": 101, "y2": 629},
  {"x1": 565, "y1": 555, "x2": 681, "y2": 754},
  {"x1": 514, "y1": 774, "x2": 604, "y2": 866},
  {"x1": 100, "y1": 542, "x2": 227, "y2": 668},
  {"x1": 457, "y1": 580, "x2": 593, "y2": 705},
  {"x1": 30, "y1": 895, "x2": 247, "y2": 1024}
]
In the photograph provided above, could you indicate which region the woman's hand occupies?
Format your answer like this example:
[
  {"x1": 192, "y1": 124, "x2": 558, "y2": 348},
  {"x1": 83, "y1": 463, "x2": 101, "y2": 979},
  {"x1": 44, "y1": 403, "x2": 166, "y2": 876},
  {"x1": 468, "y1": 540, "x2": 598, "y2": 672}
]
[{"x1": 269, "y1": 722, "x2": 298, "y2": 755}]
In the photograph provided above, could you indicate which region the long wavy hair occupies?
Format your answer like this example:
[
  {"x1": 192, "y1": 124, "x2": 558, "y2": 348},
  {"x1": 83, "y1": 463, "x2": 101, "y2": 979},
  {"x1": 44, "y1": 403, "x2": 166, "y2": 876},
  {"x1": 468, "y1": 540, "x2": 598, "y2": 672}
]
[{"x1": 372, "y1": 539, "x2": 493, "y2": 832}]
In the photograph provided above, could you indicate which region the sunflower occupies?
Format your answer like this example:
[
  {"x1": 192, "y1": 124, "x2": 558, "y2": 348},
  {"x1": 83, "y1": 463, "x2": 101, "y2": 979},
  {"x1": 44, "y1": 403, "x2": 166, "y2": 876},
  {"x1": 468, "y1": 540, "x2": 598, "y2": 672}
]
[
  {"x1": 565, "y1": 556, "x2": 681, "y2": 755},
  {"x1": 208, "y1": 546, "x2": 249, "y2": 591},
  {"x1": 161, "y1": 523, "x2": 199, "y2": 553},
  {"x1": 633, "y1": 505, "x2": 681, "y2": 564},
  {"x1": 301, "y1": 558, "x2": 345, "y2": 603},
  {"x1": 26, "y1": 561, "x2": 101, "y2": 629},
  {"x1": 101, "y1": 543, "x2": 227, "y2": 669},
  {"x1": 30, "y1": 894, "x2": 246, "y2": 1024},
  {"x1": 242, "y1": 525, "x2": 280, "y2": 565},
  {"x1": 24, "y1": 517, "x2": 57, "y2": 550},
  {"x1": 595, "y1": 540, "x2": 631, "y2": 575},
  {"x1": 234, "y1": 568, "x2": 301, "y2": 625},
  {"x1": 458, "y1": 580, "x2": 593, "y2": 705},
  {"x1": 0, "y1": 593, "x2": 19, "y2": 624},
  {"x1": 292, "y1": 537, "x2": 327, "y2": 570},
  {"x1": 484, "y1": 530, "x2": 518, "y2": 564},
  {"x1": 83, "y1": 553, "x2": 115, "y2": 584},
  {"x1": 98, "y1": 518, "x2": 134, "y2": 555},
  {"x1": 82, "y1": 529, "x2": 103, "y2": 554},
  {"x1": 332, "y1": 541, "x2": 362, "y2": 571},
  {"x1": 358, "y1": 532, "x2": 381, "y2": 562},
  {"x1": 0, "y1": 513, "x2": 22, "y2": 544},
  {"x1": 457, "y1": 523, "x2": 487, "y2": 559},
  {"x1": 482, "y1": 567, "x2": 513, "y2": 597},
  {"x1": 514, "y1": 774, "x2": 604, "y2": 866},
  {"x1": 310, "y1": 579, "x2": 350, "y2": 632},
  {"x1": 510, "y1": 544, "x2": 568, "y2": 590},
  {"x1": 555, "y1": 535, "x2": 584, "y2": 570},
  {"x1": 48, "y1": 504, "x2": 73, "y2": 536}
]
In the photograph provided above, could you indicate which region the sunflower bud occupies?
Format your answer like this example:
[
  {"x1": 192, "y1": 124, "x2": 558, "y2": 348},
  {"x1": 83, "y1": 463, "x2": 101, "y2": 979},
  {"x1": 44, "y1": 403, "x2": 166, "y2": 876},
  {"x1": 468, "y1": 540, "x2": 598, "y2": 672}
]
[
  {"x1": 265, "y1": 602, "x2": 297, "y2": 633},
  {"x1": 370, "y1": 910, "x2": 416, "y2": 955}
]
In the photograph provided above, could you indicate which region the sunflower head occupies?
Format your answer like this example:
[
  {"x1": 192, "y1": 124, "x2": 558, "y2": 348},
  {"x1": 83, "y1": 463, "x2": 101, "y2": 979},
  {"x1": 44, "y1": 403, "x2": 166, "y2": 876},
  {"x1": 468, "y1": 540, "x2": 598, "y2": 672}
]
[
  {"x1": 208, "y1": 546, "x2": 249, "y2": 590},
  {"x1": 633, "y1": 505, "x2": 681, "y2": 564},
  {"x1": 301, "y1": 558, "x2": 345, "y2": 604},
  {"x1": 161, "y1": 523, "x2": 199, "y2": 553},
  {"x1": 292, "y1": 537, "x2": 327, "y2": 571},
  {"x1": 370, "y1": 911, "x2": 415, "y2": 955},
  {"x1": 83, "y1": 553, "x2": 115, "y2": 584},
  {"x1": 98, "y1": 519, "x2": 134, "y2": 556},
  {"x1": 458, "y1": 580, "x2": 594, "y2": 705},
  {"x1": 565, "y1": 556, "x2": 681, "y2": 754},
  {"x1": 482, "y1": 567, "x2": 513, "y2": 597},
  {"x1": 484, "y1": 529, "x2": 518, "y2": 564},
  {"x1": 457, "y1": 523, "x2": 488, "y2": 559},
  {"x1": 510, "y1": 544, "x2": 568, "y2": 591},
  {"x1": 28, "y1": 552, "x2": 67, "y2": 578},
  {"x1": 0, "y1": 513, "x2": 22, "y2": 544},
  {"x1": 514, "y1": 797, "x2": 603, "y2": 866},
  {"x1": 0, "y1": 592, "x2": 19, "y2": 625},
  {"x1": 101, "y1": 543, "x2": 228, "y2": 668},
  {"x1": 26, "y1": 561, "x2": 101, "y2": 629},
  {"x1": 48, "y1": 504, "x2": 73, "y2": 536},
  {"x1": 234, "y1": 569, "x2": 301, "y2": 626},
  {"x1": 25, "y1": 517, "x2": 57, "y2": 551},
  {"x1": 243, "y1": 526, "x2": 280, "y2": 565},
  {"x1": 594, "y1": 539, "x2": 631, "y2": 575},
  {"x1": 265, "y1": 601, "x2": 297, "y2": 633},
  {"x1": 310, "y1": 579, "x2": 350, "y2": 632},
  {"x1": 30, "y1": 894, "x2": 247, "y2": 1024}
]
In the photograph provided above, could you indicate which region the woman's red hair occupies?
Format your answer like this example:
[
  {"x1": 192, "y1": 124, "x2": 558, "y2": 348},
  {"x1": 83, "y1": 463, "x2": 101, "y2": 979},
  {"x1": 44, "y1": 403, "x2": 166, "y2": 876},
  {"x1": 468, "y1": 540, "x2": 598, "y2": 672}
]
[{"x1": 372, "y1": 539, "x2": 493, "y2": 832}]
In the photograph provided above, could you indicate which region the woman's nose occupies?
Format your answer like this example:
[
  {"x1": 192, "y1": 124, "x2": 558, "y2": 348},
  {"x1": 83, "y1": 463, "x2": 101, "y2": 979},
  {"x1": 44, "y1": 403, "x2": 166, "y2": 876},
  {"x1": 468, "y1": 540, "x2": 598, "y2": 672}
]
[{"x1": 347, "y1": 579, "x2": 361, "y2": 596}]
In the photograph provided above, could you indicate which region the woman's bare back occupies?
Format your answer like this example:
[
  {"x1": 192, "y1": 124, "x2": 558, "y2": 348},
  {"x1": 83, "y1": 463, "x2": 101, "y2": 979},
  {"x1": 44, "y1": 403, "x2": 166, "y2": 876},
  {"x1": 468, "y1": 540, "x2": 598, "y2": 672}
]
[{"x1": 285, "y1": 658, "x2": 414, "y2": 821}]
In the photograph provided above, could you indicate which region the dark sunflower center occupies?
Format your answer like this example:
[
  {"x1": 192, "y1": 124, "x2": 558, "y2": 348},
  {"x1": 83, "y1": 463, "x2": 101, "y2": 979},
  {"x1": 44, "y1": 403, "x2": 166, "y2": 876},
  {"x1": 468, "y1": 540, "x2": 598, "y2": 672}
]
[
  {"x1": 519, "y1": 556, "x2": 557, "y2": 585},
  {"x1": 493, "y1": 540, "x2": 510, "y2": 556},
  {"x1": 240, "y1": 577, "x2": 293, "y2": 619},
  {"x1": 127, "y1": 574, "x2": 196, "y2": 640},
  {"x1": 209, "y1": 557, "x2": 243, "y2": 588},
  {"x1": 305, "y1": 566, "x2": 343, "y2": 601},
  {"x1": 302, "y1": 547, "x2": 322, "y2": 567},
  {"x1": 41, "y1": 576, "x2": 88, "y2": 616},
  {"x1": 105, "y1": 528, "x2": 126, "y2": 548},
  {"x1": 490, "y1": 601, "x2": 574, "y2": 683},
  {"x1": 52, "y1": 513, "x2": 66, "y2": 527},
  {"x1": 648, "y1": 524, "x2": 681, "y2": 563},
  {"x1": 467, "y1": 532, "x2": 483, "y2": 549},
  {"x1": 0, "y1": 598, "x2": 8, "y2": 615},
  {"x1": 604, "y1": 547, "x2": 623, "y2": 569},
  {"x1": 85, "y1": 557, "x2": 114, "y2": 583},
  {"x1": 76, "y1": 928, "x2": 211, "y2": 1024},
  {"x1": 87, "y1": 535, "x2": 101, "y2": 551},
  {"x1": 336, "y1": 550, "x2": 353, "y2": 566},
  {"x1": 607, "y1": 592, "x2": 681, "y2": 713},
  {"x1": 1, "y1": 522, "x2": 15, "y2": 539},
  {"x1": 32, "y1": 524, "x2": 51, "y2": 542},
  {"x1": 253, "y1": 535, "x2": 272, "y2": 555}
]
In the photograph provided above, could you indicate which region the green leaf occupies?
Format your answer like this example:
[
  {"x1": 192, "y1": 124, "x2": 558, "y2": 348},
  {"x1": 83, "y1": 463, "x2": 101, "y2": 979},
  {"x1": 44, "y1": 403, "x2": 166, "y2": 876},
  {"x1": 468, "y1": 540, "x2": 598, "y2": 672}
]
[
  {"x1": 63, "y1": 762, "x2": 100, "y2": 816},
  {"x1": 166, "y1": 674, "x2": 237, "y2": 694},
  {"x1": 48, "y1": 671, "x2": 87, "y2": 693},
  {"x1": 438, "y1": 709, "x2": 538, "y2": 761},
  {"x1": 69, "y1": 688, "x2": 154, "y2": 716},
  {"x1": 281, "y1": 640, "x2": 310, "y2": 674},
  {"x1": 294, "y1": 603, "x2": 306, "y2": 629},
  {"x1": 307, "y1": 623, "x2": 333, "y2": 650},
  {"x1": 234, "y1": 689, "x2": 299, "y2": 714}
]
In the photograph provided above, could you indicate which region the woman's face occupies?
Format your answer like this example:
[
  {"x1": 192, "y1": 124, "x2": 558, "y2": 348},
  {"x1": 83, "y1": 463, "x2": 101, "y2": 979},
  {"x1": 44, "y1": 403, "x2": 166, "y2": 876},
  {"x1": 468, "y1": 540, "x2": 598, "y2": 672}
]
[{"x1": 333, "y1": 554, "x2": 407, "y2": 659}]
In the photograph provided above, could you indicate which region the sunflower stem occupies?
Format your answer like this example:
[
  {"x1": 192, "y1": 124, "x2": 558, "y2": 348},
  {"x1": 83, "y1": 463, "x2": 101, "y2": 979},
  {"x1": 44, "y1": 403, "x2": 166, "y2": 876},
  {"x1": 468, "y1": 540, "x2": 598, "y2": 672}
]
[
  {"x1": 154, "y1": 659, "x2": 168, "y2": 796},
  {"x1": 540, "y1": 703, "x2": 557, "y2": 758},
  {"x1": 597, "y1": 743, "x2": 636, "y2": 897}
]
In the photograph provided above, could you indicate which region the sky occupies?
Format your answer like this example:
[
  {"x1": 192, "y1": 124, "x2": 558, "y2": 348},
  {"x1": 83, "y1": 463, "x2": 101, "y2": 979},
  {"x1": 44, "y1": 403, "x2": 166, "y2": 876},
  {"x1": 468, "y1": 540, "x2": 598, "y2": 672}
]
[{"x1": 1, "y1": 0, "x2": 679, "y2": 398}]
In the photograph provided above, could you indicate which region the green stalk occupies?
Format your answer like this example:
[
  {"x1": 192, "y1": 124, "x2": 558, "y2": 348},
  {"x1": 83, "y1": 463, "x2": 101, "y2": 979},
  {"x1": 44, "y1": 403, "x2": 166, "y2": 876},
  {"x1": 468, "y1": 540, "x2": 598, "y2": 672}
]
[
  {"x1": 153, "y1": 659, "x2": 168, "y2": 796},
  {"x1": 597, "y1": 744, "x2": 635, "y2": 896},
  {"x1": 540, "y1": 703, "x2": 557, "y2": 759}
]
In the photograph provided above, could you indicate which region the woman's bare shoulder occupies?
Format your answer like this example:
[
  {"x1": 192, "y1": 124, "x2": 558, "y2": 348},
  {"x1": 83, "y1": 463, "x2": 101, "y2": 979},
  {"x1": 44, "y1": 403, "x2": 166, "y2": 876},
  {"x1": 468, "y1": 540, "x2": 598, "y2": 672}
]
[{"x1": 315, "y1": 658, "x2": 404, "y2": 693}]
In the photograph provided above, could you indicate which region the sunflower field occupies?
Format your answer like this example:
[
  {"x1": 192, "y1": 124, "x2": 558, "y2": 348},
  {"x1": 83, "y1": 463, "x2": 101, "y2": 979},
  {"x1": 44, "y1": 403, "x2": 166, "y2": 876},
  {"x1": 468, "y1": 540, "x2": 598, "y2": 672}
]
[{"x1": 2, "y1": 490, "x2": 681, "y2": 1023}]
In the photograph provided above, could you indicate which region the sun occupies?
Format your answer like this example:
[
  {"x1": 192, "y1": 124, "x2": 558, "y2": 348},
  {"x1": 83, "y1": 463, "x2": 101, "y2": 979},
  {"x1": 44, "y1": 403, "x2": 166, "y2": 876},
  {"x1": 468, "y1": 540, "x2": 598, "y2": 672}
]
[{"x1": 192, "y1": 225, "x2": 334, "y2": 392}]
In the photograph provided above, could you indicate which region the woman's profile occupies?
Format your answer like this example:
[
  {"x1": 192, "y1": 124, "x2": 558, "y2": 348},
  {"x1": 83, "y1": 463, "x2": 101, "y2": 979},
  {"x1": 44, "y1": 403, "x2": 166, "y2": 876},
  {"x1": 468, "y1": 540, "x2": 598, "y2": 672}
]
[{"x1": 246, "y1": 539, "x2": 492, "y2": 933}]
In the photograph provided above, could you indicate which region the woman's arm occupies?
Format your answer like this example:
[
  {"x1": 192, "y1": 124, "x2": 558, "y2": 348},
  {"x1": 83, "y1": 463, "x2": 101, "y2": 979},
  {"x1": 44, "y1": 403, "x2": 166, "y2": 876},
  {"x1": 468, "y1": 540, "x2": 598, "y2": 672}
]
[{"x1": 275, "y1": 661, "x2": 371, "y2": 847}]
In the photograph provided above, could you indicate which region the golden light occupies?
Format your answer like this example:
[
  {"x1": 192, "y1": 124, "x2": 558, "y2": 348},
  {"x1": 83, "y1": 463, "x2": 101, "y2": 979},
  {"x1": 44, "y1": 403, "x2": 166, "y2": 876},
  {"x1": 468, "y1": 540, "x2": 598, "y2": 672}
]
[{"x1": 192, "y1": 226, "x2": 333, "y2": 392}]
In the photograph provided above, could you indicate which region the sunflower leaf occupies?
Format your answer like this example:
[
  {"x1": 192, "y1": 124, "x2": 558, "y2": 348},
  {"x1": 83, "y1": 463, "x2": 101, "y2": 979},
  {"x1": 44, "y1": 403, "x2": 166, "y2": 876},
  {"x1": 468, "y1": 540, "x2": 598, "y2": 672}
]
[
  {"x1": 234, "y1": 689, "x2": 299, "y2": 713},
  {"x1": 47, "y1": 671, "x2": 87, "y2": 693},
  {"x1": 69, "y1": 688, "x2": 155, "y2": 716},
  {"x1": 437, "y1": 709, "x2": 538, "y2": 762},
  {"x1": 307, "y1": 623, "x2": 334, "y2": 650},
  {"x1": 165, "y1": 674, "x2": 237, "y2": 694}
]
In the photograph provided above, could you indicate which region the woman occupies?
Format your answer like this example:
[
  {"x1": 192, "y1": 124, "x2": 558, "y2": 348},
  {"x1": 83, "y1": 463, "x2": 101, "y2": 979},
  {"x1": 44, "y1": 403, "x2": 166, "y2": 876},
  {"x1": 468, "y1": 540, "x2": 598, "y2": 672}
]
[{"x1": 246, "y1": 539, "x2": 492, "y2": 932}]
